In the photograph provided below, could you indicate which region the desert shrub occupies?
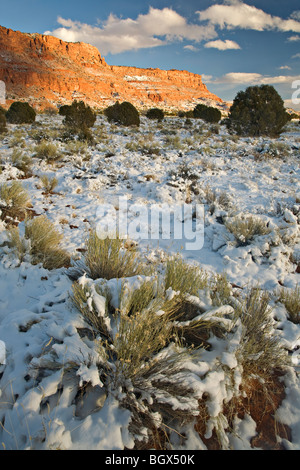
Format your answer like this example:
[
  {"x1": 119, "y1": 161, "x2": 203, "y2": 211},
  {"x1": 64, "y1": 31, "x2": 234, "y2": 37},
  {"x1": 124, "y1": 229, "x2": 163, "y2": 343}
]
[
  {"x1": 226, "y1": 85, "x2": 291, "y2": 137},
  {"x1": 178, "y1": 110, "x2": 194, "y2": 118},
  {"x1": 71, "y1": 282, "x2": 111, "y2": 337},
  {"x1": 225, "y1": 215, "x2": 271, "y2": 246},
  {"x1": 193, "y1": 104, "x2": 221, "y2": 123},
  {"x1": 73, "y1": 230, "x2": 144, "y2": 280},
  {"x1": 0, "y1": 111, "x2": 7, "y2": 133},
  {"x1": 71, "y1": 277, "x2": 201, "y2": 446},
  {"x1": 6, "y1": 102, "x2": 36, "y2": 124},
  {"x1": 10, "y1": 215, "x2": 70, "y2": 269},
  {"x1": 0, "y1": 181, "x2": 32, "y2": 224},
  {"x1": 34, "y1": 140, "x2": 61, "y2": 163},
  {"x1": 234, "y1": 288, "x2": 289, "y2": 378},
  {"x1": 59, "y1": 100, "x2": 96, "y2": 129},
  {"x1": 164, "y1": 255, "x2": 208, "y2": 297},
  {"x1": 276, "y1": 285, "x2": 300, "y2": 324},
  {"x1": 146, "y1": 108, "x2": 164, "y2": 122},
  {"x1": 104, "y1": 101, "x2": 140, "y2": 127},
  {"x1": 11, "y1": 150, "x2": 33, "y2": 177},
  {"x1": 39, "y1": 175, "x2": 58, "y2": 194}
]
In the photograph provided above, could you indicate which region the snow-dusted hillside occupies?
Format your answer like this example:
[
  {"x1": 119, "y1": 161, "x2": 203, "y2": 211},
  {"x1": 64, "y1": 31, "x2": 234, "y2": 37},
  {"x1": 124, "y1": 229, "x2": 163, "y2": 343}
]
[{"x1": 0, "y1": 114, "x2": 299, "y2": 450}]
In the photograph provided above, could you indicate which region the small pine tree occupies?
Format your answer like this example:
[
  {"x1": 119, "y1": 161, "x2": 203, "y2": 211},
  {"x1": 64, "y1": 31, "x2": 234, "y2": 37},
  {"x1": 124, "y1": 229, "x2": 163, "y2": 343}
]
[
  {"x1": 6, "y1": 102, "x2": 36, "y2": 124},
  {"x1": 0, "y1": 109, "x2": 6, "y2": 133},
  {"x1": 193, "y1": 104, "x2": 221, "y2": 123},
  {"x1": 60, "y1": 100, "x2": 96, "y2": 129},
  {"x1": 146, "y1": 108, "x2": 164, "y2": 122},
  {"x1": 226, "y1": 85, "x2": 291, "y2": 137},
  {"x1": 104, "y1": 101, "x2": 140, "y2": 127}
]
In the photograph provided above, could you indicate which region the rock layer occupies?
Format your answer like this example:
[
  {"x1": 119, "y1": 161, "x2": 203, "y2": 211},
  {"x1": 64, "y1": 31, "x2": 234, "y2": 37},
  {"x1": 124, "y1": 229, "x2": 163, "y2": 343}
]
[{"x1": 0, "y1": 25, "x2": 223, "y2": 111}]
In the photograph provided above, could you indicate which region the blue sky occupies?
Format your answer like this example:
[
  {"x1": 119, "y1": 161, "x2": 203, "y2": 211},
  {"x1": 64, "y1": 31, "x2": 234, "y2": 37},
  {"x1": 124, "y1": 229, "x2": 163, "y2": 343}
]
[{"x1": 1, "y1": 0, "x2": 300, "y2": 109}]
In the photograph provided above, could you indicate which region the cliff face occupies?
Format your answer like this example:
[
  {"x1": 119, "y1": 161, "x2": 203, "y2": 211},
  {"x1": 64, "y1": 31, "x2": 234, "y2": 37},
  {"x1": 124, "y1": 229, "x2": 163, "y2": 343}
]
[{"x1": 0, "y1": 25, "x2": 222, "y2": 111}]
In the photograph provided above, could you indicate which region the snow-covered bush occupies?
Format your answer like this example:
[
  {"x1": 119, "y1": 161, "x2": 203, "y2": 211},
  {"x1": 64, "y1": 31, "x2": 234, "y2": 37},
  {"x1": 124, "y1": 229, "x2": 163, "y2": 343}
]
[
  {"x1": 0, "y1": 180, "x2": 32, "y2": 224},
  {"x1": 224, "y1": 215, "x2": 271, "y2": 246},
  {"x1": 276, "y1": 285, "x2": 300, "y2": 324},
  {"x1": 9, "y1": 215, "x2": 70, "y2": 270},
  {"x1": 72, "y1": 230, "x2": 144, "y2": 280}
]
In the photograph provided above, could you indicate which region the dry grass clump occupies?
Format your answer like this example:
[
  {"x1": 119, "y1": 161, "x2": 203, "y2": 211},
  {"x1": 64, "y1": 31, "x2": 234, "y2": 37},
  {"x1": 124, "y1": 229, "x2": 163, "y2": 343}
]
[
  {"x1": 34, "y1": 140, "x2": 61, "y2": 163},
  {"x1": 71, "y1": 281, "x2": 111, "y2": 338},
  {"x1": 234, "y1": 288, "x2": 289, "y2": 379},
  {"x1": 11, "y1": 149, "x2": 33, "y2": 177},
  {"x1": 164, "y1": 255, "x2": 208, "y2": 298},
  {"x1": 74, "y1": 230, "x2": 144, "y2": 280},
  {"x1": 210, "y1": 273, "x2": 232, "y2": 307},
  {"x1": 225, "y1": 215, "x2": 271, "y2": 246},
  {"x1": 0, "y1": 180, "x2": 32, "y2": 224},
  {"x1": 9, "y1": 215, "x2": 70, "y2": 269},
  {"x1": 39, "y1": 174, "x2": 58, "y2": 194},
  {"x1": 71, "y1": 277, "x2": 201, "y2": 447},
  {"x1": 276, "y1": 285, "x2": 300, "y2": 324}
]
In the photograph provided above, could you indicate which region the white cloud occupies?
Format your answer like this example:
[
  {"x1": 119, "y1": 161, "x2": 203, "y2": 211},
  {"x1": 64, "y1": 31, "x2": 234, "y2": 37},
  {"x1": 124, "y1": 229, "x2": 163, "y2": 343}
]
[
  {"x1": 43, "y1": 3, "x2": 300, "y2": 56},
  {"x1": 290, "y1": 11, "x2": 300, "y2": 21},
  {"x1": 292, "y1": 53, "x2": 300, "y2": 59},
  {"x1": 184, "y1": 45, "x2": 199, "y2": 52},
  {"x1": 197, "y1": 1, "x2": 300, "y2": 33},
  {"x1": 210, "y1": 72, "x2": 300, "y2": 86},
  {"x1": 44, "y1": 7, "x2": 217, "y2": 55},
  {"x1": 288, "y1": 35, "x2": 300, "y2": 41},
  {"x1": 204, "y1": 39, "x2": 241, "y2": 50},
  {"x1": 279, "y1": 65, "x2": 292, "y2": 70}
]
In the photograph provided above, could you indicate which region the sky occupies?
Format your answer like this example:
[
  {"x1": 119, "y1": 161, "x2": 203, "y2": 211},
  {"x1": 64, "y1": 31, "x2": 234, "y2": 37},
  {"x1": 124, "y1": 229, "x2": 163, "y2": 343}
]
[{"x1": 1, "y1": 0, "x2": 300, "y2": 109}]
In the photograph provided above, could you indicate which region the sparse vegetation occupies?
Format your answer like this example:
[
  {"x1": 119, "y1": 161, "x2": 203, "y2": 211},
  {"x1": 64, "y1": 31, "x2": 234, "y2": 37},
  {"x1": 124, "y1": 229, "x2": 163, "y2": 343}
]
[{"x1": 34, "y1": 140, "x2": 61, "y2": 163}]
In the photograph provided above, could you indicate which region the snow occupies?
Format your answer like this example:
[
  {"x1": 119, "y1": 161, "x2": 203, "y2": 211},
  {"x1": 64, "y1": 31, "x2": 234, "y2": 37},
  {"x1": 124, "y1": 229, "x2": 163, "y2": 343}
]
[{"x1": 0, "y1": 114, "x2": 299, "y2": 450}]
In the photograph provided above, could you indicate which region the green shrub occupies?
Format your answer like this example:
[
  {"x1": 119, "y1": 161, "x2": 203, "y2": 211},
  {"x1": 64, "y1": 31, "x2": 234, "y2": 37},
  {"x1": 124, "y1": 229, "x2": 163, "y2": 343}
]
[
  {"x1": 146, "y1": 108, "x2": 164, "y2": 122},
  {"x1": 6, "y1": 102, "x2": 36, "y2": 124},
  {"x1": 60, "y1": 100, "x2": 96, "y2": 129},
  {"x1": 0, "y1": 110, "x2": 7, "y2": 133},
  {"x1": 104, "y1": 101, "x2": 140, "y2": 127},
  {"x1": 193, "y1": 104, "x2": 221, "y2": 123},
  {"x1": 226, "y1": 85, "x2": 291, "y2": 137}
]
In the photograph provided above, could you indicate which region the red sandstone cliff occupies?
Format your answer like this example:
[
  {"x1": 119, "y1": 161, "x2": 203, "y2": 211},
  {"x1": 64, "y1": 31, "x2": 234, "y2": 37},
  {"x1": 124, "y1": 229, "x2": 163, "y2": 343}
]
[{"x1": 0, "y1": 25, "x2": 223, "y2": 111}]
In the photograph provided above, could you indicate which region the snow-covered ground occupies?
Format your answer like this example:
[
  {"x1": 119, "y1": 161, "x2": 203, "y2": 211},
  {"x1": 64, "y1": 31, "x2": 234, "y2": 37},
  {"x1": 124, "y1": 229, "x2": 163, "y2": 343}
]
[{"x1": 0, "y1": 114, "x2": 299, "y2": 450}]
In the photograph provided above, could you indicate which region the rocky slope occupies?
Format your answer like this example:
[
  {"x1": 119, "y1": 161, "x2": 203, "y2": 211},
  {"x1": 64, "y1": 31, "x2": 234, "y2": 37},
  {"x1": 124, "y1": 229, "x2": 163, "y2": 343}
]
[{"x1": 0, "y1": 25, "x2": 223, "y2": 111}]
